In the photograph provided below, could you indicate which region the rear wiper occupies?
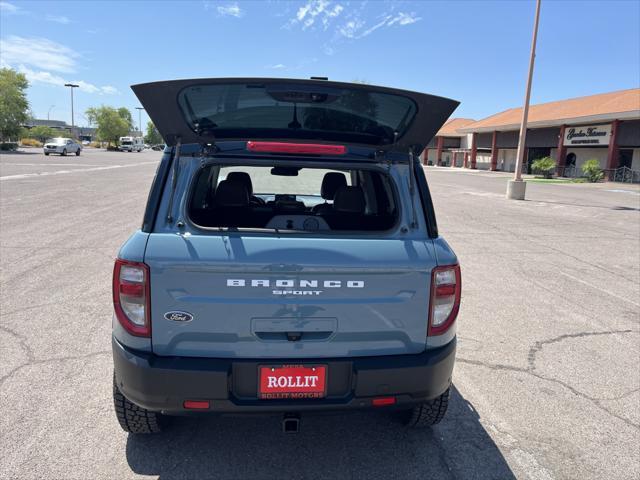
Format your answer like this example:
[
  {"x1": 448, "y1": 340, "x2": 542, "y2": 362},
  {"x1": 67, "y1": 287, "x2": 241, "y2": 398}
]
[{"x1": 288, "y1": 103, "x2": 301, "y2": 130}]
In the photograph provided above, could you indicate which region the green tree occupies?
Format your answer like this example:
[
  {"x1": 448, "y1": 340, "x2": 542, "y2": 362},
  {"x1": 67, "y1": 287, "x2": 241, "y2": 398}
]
[
  {"x1": 86, "y1": 106, "x2": 131, "y2": 146},
  {"x1": 27, "y1": 125, "x2": 58, "y2": 143},
  {"x1": 0, "y1": 68, "x2": 29, "y2": 141},
  {"x1": 531, "y1": 156, "x2": 556, "y2": 179},
  {"x1": 144, "y1": 121, "x2": 163, "y2": 145},
  {"x1": 581, "y1": 159, "x2": 604, "y2": 183},
  {"x1": 117, "y1": 107, "x2": 133, "y2": 130}
]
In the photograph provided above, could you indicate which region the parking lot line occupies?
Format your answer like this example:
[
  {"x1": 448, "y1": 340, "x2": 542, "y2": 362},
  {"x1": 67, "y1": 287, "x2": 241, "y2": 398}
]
[
  {"x1": 0, "y1": 163, "x2": 104, "y2": 167},
  {"x1": 0, "y1": 161, "x2": 158, "y2": 181}
]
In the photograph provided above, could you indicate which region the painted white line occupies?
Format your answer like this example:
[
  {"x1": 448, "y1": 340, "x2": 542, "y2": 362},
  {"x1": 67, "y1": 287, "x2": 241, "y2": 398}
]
[
  {"x1": 558, "y1": 271, "x2": 640, "y2": 308},
  {"x1": 604, "y1": 189, "x2": 640, "y2": 196},
  {"x1": 1, "y1": 163, "x2": 103, "y2": 167},
  {"x1": 0, "y1": 162, "x2": 157, "y2": 181}
]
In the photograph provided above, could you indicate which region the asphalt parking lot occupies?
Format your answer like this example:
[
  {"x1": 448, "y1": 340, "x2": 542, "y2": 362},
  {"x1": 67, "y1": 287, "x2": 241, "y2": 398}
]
[{"x1": 1, "y1": 148, "x2": 639, "y2": 479}]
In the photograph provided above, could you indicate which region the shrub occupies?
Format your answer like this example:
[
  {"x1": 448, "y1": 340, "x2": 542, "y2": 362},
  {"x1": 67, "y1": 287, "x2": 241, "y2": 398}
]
[
  {"x1": 26, "y1": 125, "x2": 57, "y2": 143},
  {"x1": 20, "y1": 138, "x2": 42, "y2": 147},
  {"x1": 0, "y1": 142, "x2": 18, "y2": 151},
  {"x1": 531, "y1": 157, "x2": 556, "y2": 179},
  {"x1": 89, "y1": 141, "x2": 102, "y2": 148},
  {"x1": 581, "y1": 159, "x2": 603, "y2": 183}
]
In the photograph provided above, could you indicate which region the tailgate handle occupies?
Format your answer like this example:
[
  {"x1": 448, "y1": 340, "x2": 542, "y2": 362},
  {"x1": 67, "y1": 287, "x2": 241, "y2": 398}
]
[
  {"x1": 251, "y1": 318, "x2": 337, "y2": 342},
  {"x1": 254, "y1": 331, "x2": 333, "y2": 342},
  {"x1": 286, "y1": 332, "x2": 302, "y2": 342}
]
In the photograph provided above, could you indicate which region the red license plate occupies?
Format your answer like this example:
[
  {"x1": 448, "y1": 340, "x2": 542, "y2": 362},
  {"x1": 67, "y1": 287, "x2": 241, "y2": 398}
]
[{"x1": 258, "y1": 365, "x2": 327, "y2": 399}]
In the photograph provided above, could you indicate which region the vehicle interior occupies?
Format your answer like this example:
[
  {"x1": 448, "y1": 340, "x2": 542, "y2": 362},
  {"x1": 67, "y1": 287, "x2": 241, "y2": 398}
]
[{"x1": 189, "y1": 165, "x2": 398, "y2": 232}]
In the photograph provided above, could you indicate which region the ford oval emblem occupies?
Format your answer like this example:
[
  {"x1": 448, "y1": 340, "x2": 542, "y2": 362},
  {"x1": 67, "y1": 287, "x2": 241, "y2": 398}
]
[{"x1": 164, "y1": 311, "x2": 193, "y2": 322}]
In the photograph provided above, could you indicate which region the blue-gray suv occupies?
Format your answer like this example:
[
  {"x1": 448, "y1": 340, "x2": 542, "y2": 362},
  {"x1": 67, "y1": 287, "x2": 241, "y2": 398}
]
[{"x1": 112, "y1": 78, "x2": 461, "y2": 433}]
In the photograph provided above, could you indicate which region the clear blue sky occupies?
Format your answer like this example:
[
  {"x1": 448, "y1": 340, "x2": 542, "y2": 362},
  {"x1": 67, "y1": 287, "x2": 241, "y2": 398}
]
[{"x1": 1, "y1": 0, "x2": 639, "y2": 130}]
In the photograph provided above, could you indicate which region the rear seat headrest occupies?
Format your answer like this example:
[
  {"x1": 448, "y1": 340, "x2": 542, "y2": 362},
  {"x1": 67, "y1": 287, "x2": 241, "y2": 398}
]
[
  {"x1": 226, "y1": 171, "x2": 253, "y2": 195},
  {"x1": 215, "y1": 180, "x2": 249, "y2": 207},
  {"x1": 333, "y1": 186, "x2": 365, "y2": 214},
  {"x1": 320, "y1": 172, "x2": 347, "y2": 200}
]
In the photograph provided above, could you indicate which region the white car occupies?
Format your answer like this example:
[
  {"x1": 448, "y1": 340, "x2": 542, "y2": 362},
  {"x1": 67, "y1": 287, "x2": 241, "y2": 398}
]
[{"x1": 43, "y1": 138, "x2": 82, "y2": 156}]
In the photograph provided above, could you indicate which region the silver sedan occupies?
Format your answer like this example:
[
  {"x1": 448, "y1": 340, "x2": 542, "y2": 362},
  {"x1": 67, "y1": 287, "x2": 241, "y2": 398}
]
[{"x1": 43, "y1": 138, "x2": 82, "y2": 156}]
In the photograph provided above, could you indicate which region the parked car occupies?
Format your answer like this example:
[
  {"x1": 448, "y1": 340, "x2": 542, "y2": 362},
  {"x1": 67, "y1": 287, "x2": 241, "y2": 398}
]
[
  {"x1": 150, "y1": 143, "x2": 165, "y2": 151},
  {"x1": 112, "y1": 78, "x2": 461, "y2": 434},
  {"x1": 43, "y1": 137, "x2": 81, "y2": 156},
  {"x1": 119, "y1": 136, "x2": 145, "y2": 152}
]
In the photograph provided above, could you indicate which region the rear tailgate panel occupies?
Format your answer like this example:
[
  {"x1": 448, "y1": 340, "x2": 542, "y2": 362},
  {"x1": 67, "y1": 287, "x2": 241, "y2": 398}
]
[{"x1": 145, "y1": 234, "x2": 435, "y2": 358}]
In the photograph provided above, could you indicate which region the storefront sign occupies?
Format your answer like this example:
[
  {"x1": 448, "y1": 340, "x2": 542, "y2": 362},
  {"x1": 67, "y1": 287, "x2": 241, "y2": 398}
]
[{"x1": 563, "y1": 124, "x2": 611, "y2": 146}]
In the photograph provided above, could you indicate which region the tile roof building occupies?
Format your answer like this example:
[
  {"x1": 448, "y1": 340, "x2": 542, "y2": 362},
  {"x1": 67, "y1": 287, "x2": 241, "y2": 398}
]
[{"x1": 424, "y1": 89, "x2": 640, "y2": 180}]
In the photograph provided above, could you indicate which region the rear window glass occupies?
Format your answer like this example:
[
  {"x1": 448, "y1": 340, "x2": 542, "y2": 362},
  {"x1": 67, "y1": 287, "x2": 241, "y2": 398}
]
[
  {"x1": 177, "y1": 83, "x2": 416, "y2": 146},
  {"x1": 189, "y1": 164, "x2": 398, "y2": 233}
]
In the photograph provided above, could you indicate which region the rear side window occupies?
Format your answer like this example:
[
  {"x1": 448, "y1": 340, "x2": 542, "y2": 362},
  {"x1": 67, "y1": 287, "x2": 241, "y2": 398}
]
[{"x1": 188, "y1": 164, "x2": 398, "y2": 233}]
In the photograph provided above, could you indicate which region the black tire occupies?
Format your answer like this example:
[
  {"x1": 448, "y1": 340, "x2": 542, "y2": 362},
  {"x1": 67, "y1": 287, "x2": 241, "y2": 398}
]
[
  {"x1": 62, "y1": 149, "x2": 67, "y2": 156},
  {"x1": 75, "y1": 149, "x2": 80, "y2": 156},
  {"x1": 402, "y1": 388, "x2": 450, "y2": 428},
  {"x1": 113, "y1": 373, "x2": 164, "y2": 434},
  {"x1": 44, "y1": 152, "x2": 49, "y2": 156}
]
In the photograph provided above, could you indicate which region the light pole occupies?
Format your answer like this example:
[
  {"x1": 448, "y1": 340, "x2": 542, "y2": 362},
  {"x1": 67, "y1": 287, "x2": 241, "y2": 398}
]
[
  {"x1": 64, "y1": 83, "x2": 79, "y2": 136},
  {"x1": 135, "y1": 107, "x2": 144, "y2": 137},
  {"x1": 507, "y1": 0, "x2": 542, "y2": 200},
  {"x1": 47, "y1": 105, "x2": 55, "y2": 121}
]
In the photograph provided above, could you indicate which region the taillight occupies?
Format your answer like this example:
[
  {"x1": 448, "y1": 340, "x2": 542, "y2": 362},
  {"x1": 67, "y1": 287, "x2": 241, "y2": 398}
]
[
  {"x1": 428, "y1": 265, "x2": 461, "y2": 336},
  {"x1": 246, "y1": 141, "x2": 347, "y2": 155},
  {"x1": 113, "y1": 258, "x2": 151, "y2": 337}
]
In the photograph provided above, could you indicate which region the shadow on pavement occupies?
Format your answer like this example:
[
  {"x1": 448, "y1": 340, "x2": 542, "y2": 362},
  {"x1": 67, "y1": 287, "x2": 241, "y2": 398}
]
[
  {"x1": 126, "y1": 386, "x2": 515, "y2": 479},
  {"x1": 1, "y1": 149, "x2": 40, "y2": 155}
]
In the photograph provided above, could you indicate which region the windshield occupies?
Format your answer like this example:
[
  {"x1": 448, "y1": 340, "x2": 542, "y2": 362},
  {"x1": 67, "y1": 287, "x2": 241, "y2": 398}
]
[
  {"x1": 121, "y1": 141, "x2": 132, "y2": 145},
  {"x1": 48, "y1": 138, "x2": 67, "y2": 145},
  {"x1": 177, "y1": 83, "x2": 417, "y2": 146}
]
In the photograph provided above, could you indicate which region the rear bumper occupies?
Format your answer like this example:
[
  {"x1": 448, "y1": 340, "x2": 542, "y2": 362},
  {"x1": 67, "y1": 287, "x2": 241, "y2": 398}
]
[{"x1": 112, "y1": 337, "x2": 456, "y2": 415}]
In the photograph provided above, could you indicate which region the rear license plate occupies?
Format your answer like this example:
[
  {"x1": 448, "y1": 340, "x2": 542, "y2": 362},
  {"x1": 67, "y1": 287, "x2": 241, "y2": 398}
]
[{"x1": 258, "y1": 365, "x2": 327, "y2": 399}]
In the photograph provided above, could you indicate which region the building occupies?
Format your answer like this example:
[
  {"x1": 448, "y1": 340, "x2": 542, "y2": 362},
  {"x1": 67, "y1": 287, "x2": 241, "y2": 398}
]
[
  {"x1": 23, "y1": 119, "x2": 97, "y2": 141},
  {"x1": 23, "y1": 120, "x2": 142, "y2": 142},
  {"x1": 426, "y1": 88, "x2": 640, "y2": 180},
  {"x1": 423, "y1": 118, "x2": 476, "y2": 167}
]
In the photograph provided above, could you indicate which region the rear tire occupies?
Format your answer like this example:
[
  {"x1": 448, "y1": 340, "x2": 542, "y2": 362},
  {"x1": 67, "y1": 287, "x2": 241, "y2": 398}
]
[
  {"x1": 401, "y1": 388, "x2": 450, "y2": 428},
  {"x1": 113, "y1": 373, "x2": 164, "y2": 434},
  {"x1": 62, "y1": 149, "x2": 67, "y2": 156},
  {"x1": 75, "y1": 149, "x2": 80, "y2": 156}
]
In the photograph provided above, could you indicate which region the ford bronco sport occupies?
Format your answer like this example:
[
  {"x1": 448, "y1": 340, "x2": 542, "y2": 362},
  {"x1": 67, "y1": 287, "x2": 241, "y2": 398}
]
[{"x1": 112, "y1": 78, "x2": 461, "y2": 433}]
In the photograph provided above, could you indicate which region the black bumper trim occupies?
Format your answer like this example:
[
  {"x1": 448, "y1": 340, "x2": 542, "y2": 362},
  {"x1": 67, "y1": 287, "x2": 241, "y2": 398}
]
[{"x1": 112, "y1": 337, "x2": 456, "y2": 414}]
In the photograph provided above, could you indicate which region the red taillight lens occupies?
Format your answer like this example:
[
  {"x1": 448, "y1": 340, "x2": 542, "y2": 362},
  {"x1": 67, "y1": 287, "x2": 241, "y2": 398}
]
[
  {"x1": 246, "y1": 141, "x2": 347, "y2": 155},
  {"x1": 428, "y1": 265, "x2": 461, "y2": 336},
  {"x1": 113, "y1": 258, "x2": 151, "y2": 337}
]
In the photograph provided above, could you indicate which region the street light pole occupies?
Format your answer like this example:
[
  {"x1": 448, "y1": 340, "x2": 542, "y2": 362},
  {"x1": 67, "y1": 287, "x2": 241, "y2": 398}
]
[
  {"x1": 47, "y1": 105, "x2": 55, "y2": 121},
  {"x1": 136, "y1": 107, "x2": 144, "y2": 137},
  {"x1": 507, "y1": 0, "x2": 542, "y2": 200},
  {"x1": 64, "y1": 83, "x2": 79, "y2": 136}
]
